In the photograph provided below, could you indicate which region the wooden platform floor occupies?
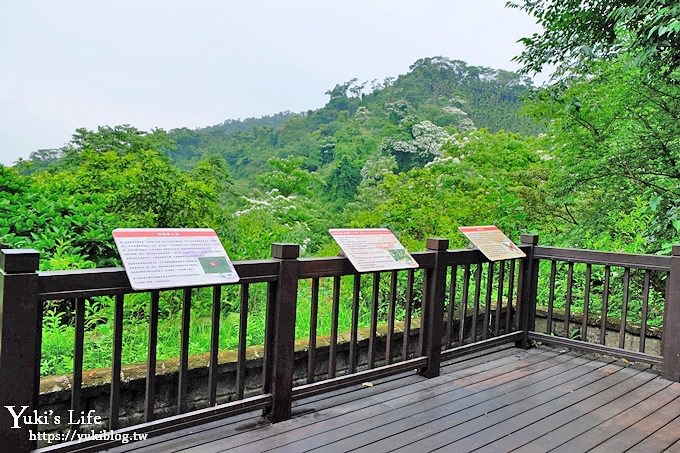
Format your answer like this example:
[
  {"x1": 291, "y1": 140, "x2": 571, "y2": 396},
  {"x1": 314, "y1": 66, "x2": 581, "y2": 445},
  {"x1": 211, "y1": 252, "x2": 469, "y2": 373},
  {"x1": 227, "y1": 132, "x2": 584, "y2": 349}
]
[{"x1": 111, "y1": 346, "x2": 680, "y2": 453}]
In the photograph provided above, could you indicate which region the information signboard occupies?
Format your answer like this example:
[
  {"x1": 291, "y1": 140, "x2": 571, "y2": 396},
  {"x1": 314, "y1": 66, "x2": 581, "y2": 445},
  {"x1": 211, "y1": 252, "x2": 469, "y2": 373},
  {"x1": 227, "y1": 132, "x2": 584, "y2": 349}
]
[
  {"x1": 458, "y1": 225, "x2": 525, "y2": 261},
  {"x1": 329, "y1": 228, "x2": 418, "y2": 273},
  {"x1": 113, "y1": 228, "x2": 239, "y2": 290}
]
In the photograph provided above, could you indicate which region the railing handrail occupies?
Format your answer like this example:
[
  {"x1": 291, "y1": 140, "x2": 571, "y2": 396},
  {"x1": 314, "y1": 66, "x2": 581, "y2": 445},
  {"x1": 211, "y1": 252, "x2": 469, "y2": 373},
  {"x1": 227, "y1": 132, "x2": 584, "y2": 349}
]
[
  {"x1": 534, "y1": 245, "x2": 671, "y2": 271},
  {"x1": 35, "y1": 251, "x2": 444, "y2": 300}
]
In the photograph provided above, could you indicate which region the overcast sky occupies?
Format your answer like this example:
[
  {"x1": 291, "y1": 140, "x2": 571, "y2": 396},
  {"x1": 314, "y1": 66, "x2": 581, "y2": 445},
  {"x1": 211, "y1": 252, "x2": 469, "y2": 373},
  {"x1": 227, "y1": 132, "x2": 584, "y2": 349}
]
[{"x1": 0, "y1": 1, "x2": 541, "y2": 166}]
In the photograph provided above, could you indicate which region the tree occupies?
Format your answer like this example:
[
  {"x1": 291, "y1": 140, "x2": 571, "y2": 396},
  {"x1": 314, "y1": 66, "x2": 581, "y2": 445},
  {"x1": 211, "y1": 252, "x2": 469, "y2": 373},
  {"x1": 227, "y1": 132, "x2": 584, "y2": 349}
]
[
  {"x1": 507, "y1": 0, "x2": 680, "y2": 77},
  {"x1": 257, "y1": 156, "x2": 323, "y2": 196},
  {"x1": 524, "y1": 57, "x2": 680, "y2": 253},
  {"x1": 352, "y1": 130, "x2": 543, "y2": 249},
  {"x1": 325, "y1": 156, "x2": 361, "y2": 201},
  {"x1": 64, "y1": 125, "x2": 175, "y2": 159}
]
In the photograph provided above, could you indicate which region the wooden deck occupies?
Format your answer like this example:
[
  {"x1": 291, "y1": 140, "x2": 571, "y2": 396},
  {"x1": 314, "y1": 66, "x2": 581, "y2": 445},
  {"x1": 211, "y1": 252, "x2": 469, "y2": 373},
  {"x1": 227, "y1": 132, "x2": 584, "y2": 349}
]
[{"x1": 109, "y1": 346, "x2": 680, "y2": 453}]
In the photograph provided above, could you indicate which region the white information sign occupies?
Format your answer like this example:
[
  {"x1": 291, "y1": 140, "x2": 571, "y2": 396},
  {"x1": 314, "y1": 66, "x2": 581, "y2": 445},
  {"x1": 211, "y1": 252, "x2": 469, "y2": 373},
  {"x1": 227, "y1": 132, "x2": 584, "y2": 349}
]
[
  {"x1": 329, "y1": 228, "x2": 419, "y2": 273},
  {"x1": 458, "y1": 225, "x2": 526, "y2": 261},
  {"x1": 113, "y1": 228, "x2": 239, "y2": 290}
]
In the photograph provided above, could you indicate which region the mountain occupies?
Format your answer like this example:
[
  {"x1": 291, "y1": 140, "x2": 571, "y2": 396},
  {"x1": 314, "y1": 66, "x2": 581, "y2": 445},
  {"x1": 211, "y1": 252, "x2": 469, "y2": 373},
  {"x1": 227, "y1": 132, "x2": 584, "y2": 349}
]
[{"x1": 165, "y1": 56, "x2": 540, "y2": 180}]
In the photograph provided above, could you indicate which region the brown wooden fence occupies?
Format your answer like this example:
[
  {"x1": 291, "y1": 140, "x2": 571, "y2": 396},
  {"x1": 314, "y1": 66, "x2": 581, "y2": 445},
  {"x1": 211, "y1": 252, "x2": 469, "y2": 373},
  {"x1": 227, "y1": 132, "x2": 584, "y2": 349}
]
[{"x1": 1, "y1": 235, "x2": 679, "y2": 451}]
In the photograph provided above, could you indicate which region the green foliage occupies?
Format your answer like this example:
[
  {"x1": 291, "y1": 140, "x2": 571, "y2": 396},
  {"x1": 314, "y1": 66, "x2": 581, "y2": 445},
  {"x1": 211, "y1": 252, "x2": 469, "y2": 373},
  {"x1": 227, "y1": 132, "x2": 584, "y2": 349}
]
[
  {"x1": 164, "y1": 57, "x2": 539, "y2": 183},
  {"x1": 350, "y1": 130, "x2": 544, "y2": 250},
  {"x1": 507, "y1": 0, "x2": 680, "y2": 76},
  {"x1": 257, "y1": 156, "x2": 323, "y2": 197},
  {"x1": 523, "y1": 57, "x2": 680, "y2": 254},
  {"x1": 2, "y1": 126, "x2": 228, "y2": 268}
]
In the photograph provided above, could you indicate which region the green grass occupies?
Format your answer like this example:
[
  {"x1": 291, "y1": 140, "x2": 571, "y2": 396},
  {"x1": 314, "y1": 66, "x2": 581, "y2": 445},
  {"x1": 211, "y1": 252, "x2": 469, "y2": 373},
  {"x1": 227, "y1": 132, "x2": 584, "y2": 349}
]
[{"x1": 40, "y1": 275, "x2": 423, "y2": 377}]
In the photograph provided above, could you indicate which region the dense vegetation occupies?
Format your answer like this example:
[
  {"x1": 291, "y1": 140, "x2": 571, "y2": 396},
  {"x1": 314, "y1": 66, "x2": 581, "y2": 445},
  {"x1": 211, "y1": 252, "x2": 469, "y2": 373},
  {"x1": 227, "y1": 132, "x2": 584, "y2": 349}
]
[{"x1": 4, "y1": 0, "x2": 679, "y2": 374}]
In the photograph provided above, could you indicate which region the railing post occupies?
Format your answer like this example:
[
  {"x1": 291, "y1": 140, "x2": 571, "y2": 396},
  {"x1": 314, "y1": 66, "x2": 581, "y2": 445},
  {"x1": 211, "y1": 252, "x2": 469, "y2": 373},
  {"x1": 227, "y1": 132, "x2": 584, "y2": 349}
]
[
  {"x1": 662, "y1": 245, "x2": 680, "y2": 381},
  {"x1": 0, "y1": 249, "x2": 41, "y2": 452},
  {"x1": 516, "y1": 234, "x2": 539, "y2": 349},
  {"x1": 264, "y1": 243, "x2": 299, "y2": 423},
  {"x1": 419, "y1": 238, "x2": 449, "y2": 378}
]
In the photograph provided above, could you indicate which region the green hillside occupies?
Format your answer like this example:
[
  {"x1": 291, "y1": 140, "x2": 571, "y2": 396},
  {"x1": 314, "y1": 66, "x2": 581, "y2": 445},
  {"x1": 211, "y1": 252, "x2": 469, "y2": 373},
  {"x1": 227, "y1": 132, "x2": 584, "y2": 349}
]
[{"x1": 165, "y1": 57, "x2": 540, "y2": 181}]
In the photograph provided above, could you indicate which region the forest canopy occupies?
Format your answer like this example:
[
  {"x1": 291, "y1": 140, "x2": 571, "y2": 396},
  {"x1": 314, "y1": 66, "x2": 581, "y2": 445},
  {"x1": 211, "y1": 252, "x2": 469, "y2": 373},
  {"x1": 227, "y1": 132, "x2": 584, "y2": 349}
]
[{"x1": 4, "y1": 28, "x2": 679, "y2": 270}]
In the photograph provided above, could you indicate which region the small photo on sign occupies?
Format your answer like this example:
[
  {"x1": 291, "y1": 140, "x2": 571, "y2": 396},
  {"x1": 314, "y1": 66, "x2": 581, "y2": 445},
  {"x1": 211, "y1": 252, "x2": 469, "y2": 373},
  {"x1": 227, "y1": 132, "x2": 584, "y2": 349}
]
[
  {"x1": 388, "y1": 248, "x2": 411, "y2": 263},
  {"x1": 198, "y1": 256, "x2": 232, "y2": 275}
]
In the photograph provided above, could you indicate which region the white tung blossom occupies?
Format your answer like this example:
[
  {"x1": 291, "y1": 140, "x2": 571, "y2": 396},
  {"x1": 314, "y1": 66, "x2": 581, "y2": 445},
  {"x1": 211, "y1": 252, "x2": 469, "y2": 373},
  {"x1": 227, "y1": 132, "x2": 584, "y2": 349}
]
[
  {"x1": 442, "y1": 101, "x2": 476, "y2": 133},
  {"x1": 360, "y1": 154, "x2": 397, "y2": 181},
  {"x1": 354, "y1": 106, "x2": 371, "y2": 120},
  {"x1": 234, "y1": 189, "x2": 298, "y2": 217}
]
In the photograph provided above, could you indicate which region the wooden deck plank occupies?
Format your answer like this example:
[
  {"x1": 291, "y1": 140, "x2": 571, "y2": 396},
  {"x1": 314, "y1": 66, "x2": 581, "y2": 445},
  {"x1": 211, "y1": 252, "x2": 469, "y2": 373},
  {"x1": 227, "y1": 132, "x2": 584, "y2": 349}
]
[
  {"x1": 196, "y1": 349, "x2": 560, "y2": 453},
  {"x1": 263, "y1": 352, "x2": 588, "y2": 453},
  {"x1": 550, "y1": 382, "x2": 680, "y2": 453},
  {"x1": 412, "y1": 368, "x2": 642, "y2": 451},
  {"x1": 114, "y1": 345, "x2": 525, "y2": 453},
  {"x1": 472, "y1": 370, "x2": 663, "y2": 452},
  {"x1": 300, "y1": 353, "x2": 611, "y2": 453},
  {"x1": 666, "y1": 438, "x2": 680, "y2": 452},
  {"x1": 97, "y1": 348, "x2": 680, "y2": 453},
  {"x1": 587, "y1": 386, "x2": 680, "y2": 453},
  {"x1": 114, "y1": 368, "x2": 427, "y2": 453},
  {"x1": 122, "y1": 347, "x2": 544, "y2": 453},
  {"x1": 517, "y1": 377, "x2": 674, "y2": 452},
  {"x1": 111, "y1": 372, "x2": 423, "y2": 453},
  {"x1": 378, "y1": 361, "x2": 634, "y2": 453},
  {"x1": 627, "y1": 414, "x2": 680, "y2": 453}
]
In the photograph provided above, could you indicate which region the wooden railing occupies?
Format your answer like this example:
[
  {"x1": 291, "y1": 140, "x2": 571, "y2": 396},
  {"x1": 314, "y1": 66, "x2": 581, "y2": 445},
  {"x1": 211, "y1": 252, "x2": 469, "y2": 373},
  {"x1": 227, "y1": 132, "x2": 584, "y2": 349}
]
[
  {"x1": 1, "y1": 235, "x2": 678, "y2": 451},
  {"x1": 528, "y1": 243, "x2": 680, "y2": 379}
]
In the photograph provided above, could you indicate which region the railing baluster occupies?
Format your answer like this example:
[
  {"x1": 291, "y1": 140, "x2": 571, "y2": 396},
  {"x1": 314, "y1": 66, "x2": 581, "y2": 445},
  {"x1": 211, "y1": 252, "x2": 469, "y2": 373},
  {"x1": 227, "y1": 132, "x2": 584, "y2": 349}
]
[
  {"x1": 471, "y1": 264, "x2": 483, "y2": 342},
  {"x1": 459, "y1": 264, "x2": 471, "y2": 345},
  {"x1": 262, "y1": 282, "x2": 275, "y2": 395},
  {"x1": 445, "y1": 266, "x2": 457, "y2": 348},
  {"x1": 178, "y1": 288, "x2": 192, "y2": 414},
  {"x1": 329, "y1": 276, "x2": 341, "y2": 378},
  {"x1": 600, "y1": 265, "x2": 611, "y2": 345},
  {"x1": 402, "y1": 269, "x2": 414, "y2": 361},
  {"x1": 564, "y1": 262, "x2": 574, "y2": 338},
  {"x1": 640, "y1": 270, "x2": 650, "y2": 353},
  {"x1": 619, "y1": 268, "x2": 630, "y2": 349},
  {"x1": 547, "y1": 260, "x2": 557, "y2": 335},
  {"x1": 237, "y1": 283, "x2": 249, "y2": 399},
  {"x1": 71, "y1": 298, "x2": 85, "y2": 430},
  {"x1": 368, "y1": 272, "x2": 380, "y2": 369},
  {"x1": 208, "y1": 285, "x2": 221, "y2": 406},
  {"x1": 514, "y1": 257, "x2": 524, "y2": 332},
  {"x1": 307, "y1": 278, "x2": 320, "y2": 383},
  {"x1": 145, "y1": 290, "x2": 159, "y2": 422},
  {"x1": 494, "y1": 261, "x2": 505, "y2": 337},
  {"x1": 349, "y1": 274, "x2": 360, "y2": 372},
  {"x1": 386, "y1": 271, "x2": 397, "y2": 365},
  {"x1": 506, "y1": 260, "x2": 516, "y2": 332},
  {"x1": 109, "y1": 294, "x2": 124, "y2": 429},
  {"x1": 483, "y1": 262, "x2": 493, "y2": 340},
  {"x1": 419, "y1": 273, "x2": 426, "y2": 351},
  {"x1": 582, "y1": 264, "x2": 591, "y2": 341}
]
